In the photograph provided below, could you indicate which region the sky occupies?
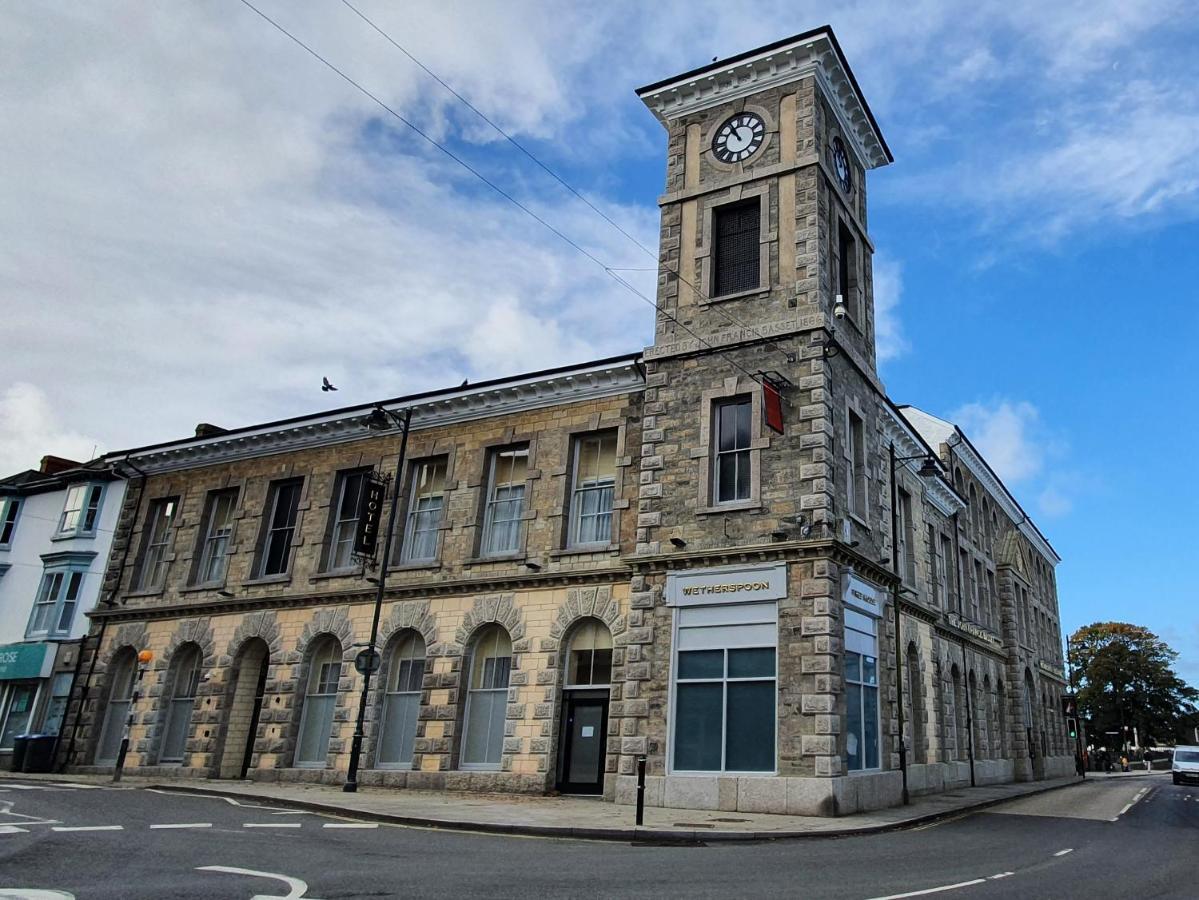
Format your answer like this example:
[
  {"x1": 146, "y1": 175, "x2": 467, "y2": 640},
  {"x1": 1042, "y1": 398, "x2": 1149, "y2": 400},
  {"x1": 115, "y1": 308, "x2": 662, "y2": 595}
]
[{"x1": 2, "y1": 2, "x2": 1197, "y2": 684}]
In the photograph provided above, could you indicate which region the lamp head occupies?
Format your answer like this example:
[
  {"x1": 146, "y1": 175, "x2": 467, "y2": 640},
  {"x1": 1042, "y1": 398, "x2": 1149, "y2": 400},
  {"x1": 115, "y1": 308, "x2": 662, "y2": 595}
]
[
  {"x1": 363, "y1": 406, "x2": 393, "y2": 431},
  {"x1": 917, "y1": 457, "x2": 941, "y2": 478}
]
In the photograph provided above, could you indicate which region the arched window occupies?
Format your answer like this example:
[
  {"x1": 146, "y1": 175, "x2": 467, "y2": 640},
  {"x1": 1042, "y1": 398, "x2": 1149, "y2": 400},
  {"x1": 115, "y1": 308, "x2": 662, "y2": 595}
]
[
  {"x1": 566, "y1": 619, "x2": 613, "y2": 687},
  {"x1": 968, "y1": 670, "x2": 983, "y2": 761},
  {"x1": 296, "y1": 636, "x2": 342, "y2": 767},
  {"x1": 983, "y1": 675, "x2": 995, "y2": 760},
  {"x1": 969, "y1": 485, "x2": 979, "y2": 537},
  {"x1": 906, "y1": 643, "x2": 925, "y2": 764},
  {"x1": 97, "y1": 649, "x2": 138, "y2": 765},
  {"x1": 462, "y1": 625, "x2": 511, "y2": 769},
  {"x1": 997, "y1": 679, "x2": 1009, "y2": 758},
  {"x1": 160, "y1": 643, "x2": 202, "y2": 763},
  {"x1": 377, "y1": 632, "x2": 426, "y2": 767}
]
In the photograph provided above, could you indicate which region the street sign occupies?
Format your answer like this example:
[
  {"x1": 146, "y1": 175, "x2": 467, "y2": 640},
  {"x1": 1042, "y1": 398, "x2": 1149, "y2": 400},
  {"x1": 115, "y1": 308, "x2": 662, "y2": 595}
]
[{"x1": 354, "y1": 649, "x2": 381, "y2": 676}]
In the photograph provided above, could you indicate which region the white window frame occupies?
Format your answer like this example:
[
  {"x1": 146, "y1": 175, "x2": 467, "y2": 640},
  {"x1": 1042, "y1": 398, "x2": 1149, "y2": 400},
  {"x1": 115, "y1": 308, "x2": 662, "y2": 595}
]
[
  {"x1": 480, "y1": 447, "x2": 528, "y2": 558},
  {"x1": 460, "y1": 626, "x2": 512, "y2": 770},
  {"x1": 195, "y1": 489, "x2": 238, "y2": 586},
  {"x1": 136, "y1": 497, "x2": 177, "y2": 592},
  {"x1": 57, "y1": 483, "x2": 104, "y2": 537},
  {"x1": 667, "y1": 601, "x2": 778, "y2": 776},
  {"x1": 399, "y1": 459, "x2": 447, "y2": 564},
  {"x1": 295, "y1": 639, "x2": 342, "y2": 768},
  {"x1": 26, "y1": 566, "x2": 86, "y2": 638},
  {"x1": 844, "y1": 607, "x2": 881, "y2": 773},
  {"x1": 712, "y1": 398, "x2": 753, "y2": 505},
  {"x1": 0, "y1": 497, "x2": 21, "y2": 548},
  {"x1": 327, "y1": 469, "x2": 369, "y2": 573},
  {"x1": 568, "y1": 433, "x2": 616, "y2": 548},
  {"x1": 159, "y1": 644, "x2": 202, "y2": 764},
  {"x1": 376, "y1": 631, "x2": 426, "y2": 768}
]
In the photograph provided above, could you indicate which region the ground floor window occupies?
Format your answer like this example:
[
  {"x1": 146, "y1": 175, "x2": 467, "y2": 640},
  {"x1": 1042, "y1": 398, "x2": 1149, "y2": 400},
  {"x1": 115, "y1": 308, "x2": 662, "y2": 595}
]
[
  {"x1": 42, "y1": 673, "x2": 74, "y2": 736},
  {"x1": 0, "y1": 682, "x2": 38, "y2": 750},
  {"x1": 671, "y1": 601, "x2": 777, "y2": 773},
  {"x1": 845, "y1": 608, "x2": 879, "y2": 771},
  {"x1": 462, "y1": 625, "x2": 512, "y2": 769},
  {"x1": 296, "y1": 637, "x2": 342, "y2": 767},
  {"x1": 377, "y1": 632, "x2": 425, "y2": 767}
]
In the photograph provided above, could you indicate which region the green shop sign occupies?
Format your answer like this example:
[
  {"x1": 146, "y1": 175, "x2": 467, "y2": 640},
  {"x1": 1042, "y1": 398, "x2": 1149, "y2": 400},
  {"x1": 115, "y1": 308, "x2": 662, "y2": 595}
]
[{"x1": 0, "y1": 642, "x2": 54, "y2": 681}]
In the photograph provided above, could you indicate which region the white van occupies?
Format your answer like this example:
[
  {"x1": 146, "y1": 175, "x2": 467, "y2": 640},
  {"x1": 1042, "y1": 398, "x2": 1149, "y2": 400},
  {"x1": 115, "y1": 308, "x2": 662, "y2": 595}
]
[{"x1": 1171, "y1": 746, "x2": 1199, "y2": 785}]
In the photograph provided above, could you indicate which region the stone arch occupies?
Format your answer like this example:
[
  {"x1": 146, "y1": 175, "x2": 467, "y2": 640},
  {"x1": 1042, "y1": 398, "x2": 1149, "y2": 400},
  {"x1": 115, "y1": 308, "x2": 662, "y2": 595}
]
[
  {"x1": 294, "y1": 607, "x2": 356, "y2": 663},
  {"x1": 224, "y1": 610, "x2": 283, "y2": 663},
  {"x1": 377, "y1": 600, "x2": 437, "y2": 652},
  {"x1": 103, "y1": 623, "x2": 149, "y2": 666},
  {"x1": 454, "y1": 593, "x2": 524, "y2": 649},
  {"x1": 546, "y1": 586, "x2": 625, "y2": 653}
]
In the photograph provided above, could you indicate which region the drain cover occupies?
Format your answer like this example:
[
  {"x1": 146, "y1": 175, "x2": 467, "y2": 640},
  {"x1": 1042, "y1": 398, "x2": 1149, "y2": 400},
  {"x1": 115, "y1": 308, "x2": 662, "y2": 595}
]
[
  {"x1": 709, "y1": 817, "x2": 751, "y2": 823},
  {"x1": 672, "y1": 822, "x2": 716, "y2": 828}
]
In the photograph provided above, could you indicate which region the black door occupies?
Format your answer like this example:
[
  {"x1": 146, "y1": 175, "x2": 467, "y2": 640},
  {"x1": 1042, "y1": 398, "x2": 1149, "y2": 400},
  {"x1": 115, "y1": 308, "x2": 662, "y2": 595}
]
[
  {"x1": 239, "y1": 662, "x2": 270, "y2": 779},
  {"x1": 558, "y1": 694, "x2": 608, "y2": 794}
]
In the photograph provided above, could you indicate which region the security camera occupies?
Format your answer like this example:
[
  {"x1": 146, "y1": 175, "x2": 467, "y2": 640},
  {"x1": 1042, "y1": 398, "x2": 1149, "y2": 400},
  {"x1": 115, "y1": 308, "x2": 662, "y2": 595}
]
[{"x1": 833, "y1": 294, "x2": 848, "y2": 320}]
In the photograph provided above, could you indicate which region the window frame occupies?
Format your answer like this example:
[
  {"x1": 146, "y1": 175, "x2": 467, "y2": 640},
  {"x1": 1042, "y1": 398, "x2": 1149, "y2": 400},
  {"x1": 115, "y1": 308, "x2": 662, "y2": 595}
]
[
  {"x1": 324, "y1": 468, "x2": 371, "y2": 574},
  {"x1": 0, "y1": 497, "x2": 21, "y2": 548},
  {"x1": 896, "y1": 488, "x2": 915, "y2": 585},
  {"x1": 835, "y1": 215, "x2": 861, "y2": 324},
  {"x1": 255, "y1": 478, "x2": 303, "y2": 579},
  {"x1": 479, "y1": 446, "x2": 529, "y2": 559},
  {"x1": 711, "y1": 398, "x2": 753, "y2": 506},
  {"x1": 56, "y1": 483, "x2": 105, "y2": 538},
  {"x1": 460, "y1": 625, "x2": 513, "y2": 770},
  {"x1": 396, "y1": 457, "x2": 449, "y2": 565},
  {"x1": 845, "y1": 407, "x2": 869, "y2": 525},
  {"x1": 192, "y1": 488, "x2": 239, "y2": 587},
  {"x1": 567, "y1": 432, "x2": 618, "y2": 549},
  {"x1": 134, "y1": 496, "x2": 179, "y2": 593},
  {"x1": 844, "y1": 607, "x2": 881, "y2": 773},
  {"x1": 710, "y1": 197, "x2": 762, "y2": 298},
  {"x1": 26, "y1": 564, "x2": 87, "y2": 638}
]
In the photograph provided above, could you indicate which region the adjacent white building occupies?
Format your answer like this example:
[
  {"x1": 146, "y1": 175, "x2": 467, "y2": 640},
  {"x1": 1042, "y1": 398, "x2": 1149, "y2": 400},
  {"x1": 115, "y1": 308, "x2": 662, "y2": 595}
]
[{"x1": 0, "y1": 456, "x2": 125, "y2": 764}]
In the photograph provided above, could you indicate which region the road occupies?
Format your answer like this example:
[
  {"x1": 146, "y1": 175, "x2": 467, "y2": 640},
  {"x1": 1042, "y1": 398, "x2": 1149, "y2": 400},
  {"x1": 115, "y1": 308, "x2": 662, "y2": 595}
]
[{"x1": 0, "y1": 775, "x2": 1194, "y2": 899}]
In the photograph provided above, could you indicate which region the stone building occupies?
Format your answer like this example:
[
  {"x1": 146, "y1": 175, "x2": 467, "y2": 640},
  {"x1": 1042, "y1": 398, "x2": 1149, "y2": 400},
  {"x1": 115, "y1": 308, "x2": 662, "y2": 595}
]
[{"x1": 60, "y1": 27, "x2": 1072, "y2": 814}]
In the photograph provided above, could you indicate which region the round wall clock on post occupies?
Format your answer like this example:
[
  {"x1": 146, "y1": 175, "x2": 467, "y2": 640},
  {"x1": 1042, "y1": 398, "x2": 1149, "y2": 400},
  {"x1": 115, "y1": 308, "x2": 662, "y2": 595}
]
[{"x1": 712, "y1": 112, "x2": 766, "y2": 163}]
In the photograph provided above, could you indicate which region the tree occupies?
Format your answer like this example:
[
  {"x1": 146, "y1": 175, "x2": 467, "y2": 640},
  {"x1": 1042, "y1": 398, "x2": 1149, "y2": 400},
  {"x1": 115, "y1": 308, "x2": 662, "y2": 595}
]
[{"x1": 1068, "y1": 622, "x2": 1197, "y2": 750}]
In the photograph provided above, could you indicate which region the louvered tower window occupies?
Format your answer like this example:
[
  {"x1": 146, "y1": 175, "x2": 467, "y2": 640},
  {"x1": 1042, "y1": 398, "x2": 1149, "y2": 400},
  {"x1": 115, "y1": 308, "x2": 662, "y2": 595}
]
[{"x1": 711, "y1": 199, "x2": 760, "y2": 296}]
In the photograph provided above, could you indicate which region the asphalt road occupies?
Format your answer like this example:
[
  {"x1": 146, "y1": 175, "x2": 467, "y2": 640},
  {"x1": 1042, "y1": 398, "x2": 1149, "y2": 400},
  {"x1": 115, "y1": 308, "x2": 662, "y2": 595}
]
[{"x1": 0, "y1": 774, "x2": 1193, "y2": 899}]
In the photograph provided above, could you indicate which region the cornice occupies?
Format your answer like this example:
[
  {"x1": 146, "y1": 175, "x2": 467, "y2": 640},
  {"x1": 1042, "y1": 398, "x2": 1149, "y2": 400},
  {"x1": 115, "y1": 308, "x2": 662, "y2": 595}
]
[
  {"x1": 114, "y1": 360, "x2": 644, "y2": 475},
  {"x1": 880, "y1": 405, "x2": 964, "y2": 517},
  {"x1": 637, "y1": 33, "x2": 890, "y2": 170},
  {"x1": 93, "y1": 566, "x2": 633, "y2": 623}
]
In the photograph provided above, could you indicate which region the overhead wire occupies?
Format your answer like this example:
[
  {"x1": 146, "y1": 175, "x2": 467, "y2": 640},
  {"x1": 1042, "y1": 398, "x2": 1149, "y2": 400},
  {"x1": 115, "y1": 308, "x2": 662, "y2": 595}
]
[
  {"x1": 236, "y1": 0, "x2": 787, "y2": 390},
  {"x1": 337, "y1": 0, "x2": 799, "y2": 367}
]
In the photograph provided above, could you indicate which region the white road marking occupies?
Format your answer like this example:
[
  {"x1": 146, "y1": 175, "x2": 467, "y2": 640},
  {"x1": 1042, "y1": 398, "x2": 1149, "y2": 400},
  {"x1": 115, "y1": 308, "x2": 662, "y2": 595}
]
[
  {"x1": 1118, "y1": 803, "x2": 1133, "y2": 816},
  {"x1": 0, "y1": 890, "x2": 76, "y2": 898},
  {"x1": 1053, "y1": 849, "x2": 1073, "y2": 857},
  {"x1": 243, "y1": 822, "x2": 302, "y2": 828},
  {"x1": 0, "y1": 825, "x2": 31, "y2": 834},
  {"x1": 149, "y1": 789, "x2": 288, "y2": 812},
  {"x1": 0, "y1": 799, "x2": 60, "y2": 827},
  {"x1": 197, "y1": 865, "x2": 323, "y2": 900},
  {"x1": 863, "y1": 878, "x2": 987, "y2": 900},
  {"x1": 50, "y1": 825, "x2": 123, "y2": 832},
  {"x1": 321, "y1": 822, "x2": 378, "y2": 829},
  {"x1": 987, "y1": 873, "x2": 1014, "y2": 880},
  {"x1": 149, "y1": 823, "x2": 213, "y2": 829}
]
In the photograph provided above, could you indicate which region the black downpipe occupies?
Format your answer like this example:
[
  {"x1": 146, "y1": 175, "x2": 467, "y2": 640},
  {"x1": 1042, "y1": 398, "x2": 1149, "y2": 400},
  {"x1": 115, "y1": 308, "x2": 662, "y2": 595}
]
[{"x1": 888, "y1": 442, "x2": 909, "y2": 805}]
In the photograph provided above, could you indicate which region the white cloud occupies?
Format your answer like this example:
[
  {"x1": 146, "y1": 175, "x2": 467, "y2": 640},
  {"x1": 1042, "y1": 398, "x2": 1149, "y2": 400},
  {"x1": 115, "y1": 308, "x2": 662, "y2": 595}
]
[
  {"x1": 952, "y1": 399, "x2": 1045, "y2": 484},
  {"x1": 873, "y1": 254, "x2": 908, "y2": 363},
  {"x1": 1037, "y1": 485, "x2": 1074, "y2": 518},
  {"x1": 0, "y1": 383, "x2": 102, "y2": 473}
]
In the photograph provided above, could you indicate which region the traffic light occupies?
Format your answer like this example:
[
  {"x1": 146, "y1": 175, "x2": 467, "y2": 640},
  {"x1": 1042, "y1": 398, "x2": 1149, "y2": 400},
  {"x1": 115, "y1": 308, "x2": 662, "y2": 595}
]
[
  {"x1": 1067, "y1": 717, "x2": 1078, "y2": 740},
  {"x1": 1062, "y1": 694, "x2": 1078, "y2": 717}
]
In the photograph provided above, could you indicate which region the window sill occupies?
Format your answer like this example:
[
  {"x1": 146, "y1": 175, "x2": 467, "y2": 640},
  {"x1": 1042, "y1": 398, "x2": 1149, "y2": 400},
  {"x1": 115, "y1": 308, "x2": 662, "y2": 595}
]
[
  {"x1": 702, "y1": 286, "x2": 767, "y2": 305},
  {"x1": 50, "y1": 531, "x2": 96, "y2": 543},
  {"x1": 847, "y1": 513, "x2": 871, "y2": 533},
  {"x1": 308, "y1": 568, "x2": 364, "y2": 582},
  {"x1": 124, "y1": 587, "x2": 165, "y2": 600},
  {"x1": 458, "y1": 765, "x2": 502, "y2": 772},
  {"x1": 241, "y1": 574, "x2": 292, "y2": 587},
  {"x1": 388, "y1": 561, "x2": 442, "y2": 573},
  {"x1": 179, "y1": 582, "x2": 227, "y2": 594},
  {"x1": 463, "y1": 554, "x2": 525, "y2": 566},
  {"x1": 550, "y1": 544, "x2": 620, "y2": 559},
  {"x1": 697, "y1": 501, "x2": 762, "y2": 516}
]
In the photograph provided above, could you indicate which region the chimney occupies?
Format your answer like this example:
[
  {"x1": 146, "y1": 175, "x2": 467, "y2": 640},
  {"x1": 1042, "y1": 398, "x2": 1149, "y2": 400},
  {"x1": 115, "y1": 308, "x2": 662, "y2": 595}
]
[
  {"x1": 40, "y1": 455, "x2": 81, "y2": 475},
  {"x1": 194, "y1": 423, "x2": 228, "y2": 439}
]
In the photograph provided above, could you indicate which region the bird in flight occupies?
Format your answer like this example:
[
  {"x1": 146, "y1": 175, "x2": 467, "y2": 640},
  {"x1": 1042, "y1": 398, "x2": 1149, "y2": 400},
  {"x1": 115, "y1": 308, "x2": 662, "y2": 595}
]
[{"x1": 322, "y1": 377, "x2": 338, "y2": 392}]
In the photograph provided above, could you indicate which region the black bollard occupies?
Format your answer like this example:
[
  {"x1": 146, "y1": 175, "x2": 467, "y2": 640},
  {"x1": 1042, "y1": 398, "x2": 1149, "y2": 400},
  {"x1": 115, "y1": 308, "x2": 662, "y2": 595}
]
[{"x1": 635, "y1": 755, "x2": 646, "y2": 826}]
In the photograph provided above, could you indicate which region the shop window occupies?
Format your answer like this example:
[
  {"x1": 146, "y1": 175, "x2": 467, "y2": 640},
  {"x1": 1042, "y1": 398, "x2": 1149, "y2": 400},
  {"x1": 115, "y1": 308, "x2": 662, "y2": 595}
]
[
  {"x1": 461, "y1": 625, "x2": 512, "y2": 769},
  {"x1": 845, "y1": 608, "x2": 880, "y2": 771},
  {"x1": 377, "y1": 632, "x2": 425, "y2": 767},
  {"x1": 0, "y1": 683, "x2": 37, "y2": 750},
  {"x1": 41, "y1": 673, "x2": 73, "y2": 736},
  {"x1": 672, "y1": 601, "x2": 777, "y2": 773}
]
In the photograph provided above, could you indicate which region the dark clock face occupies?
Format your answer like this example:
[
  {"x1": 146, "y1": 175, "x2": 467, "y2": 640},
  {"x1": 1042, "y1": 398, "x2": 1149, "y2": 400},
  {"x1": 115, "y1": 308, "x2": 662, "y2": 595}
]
[
  {"x1": 712, "y1": 113, "x2": 766, "y2": 163},
  {"x1": 831, "y1": 136, "x2": 852, "y2": 193}
]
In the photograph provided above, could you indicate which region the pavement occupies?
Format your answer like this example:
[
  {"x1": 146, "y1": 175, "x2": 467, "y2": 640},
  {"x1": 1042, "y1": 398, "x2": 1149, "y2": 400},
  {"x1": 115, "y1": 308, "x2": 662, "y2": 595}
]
[
  {"x1": 0, "y1": 772, "x2": 1191, "y2": 899},
  {"x1": 3, "y1": 769, "x2": 1094, "y2": 842}
]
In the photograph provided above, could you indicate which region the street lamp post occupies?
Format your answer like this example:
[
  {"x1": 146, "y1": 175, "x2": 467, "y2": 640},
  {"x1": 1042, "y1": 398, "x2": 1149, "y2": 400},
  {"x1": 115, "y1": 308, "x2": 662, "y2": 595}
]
[
  {"x1": 343, "y1": 406, "x2": 412, "y2": 794},
  {"x1": 888, "y1": 443, "x2": 941, "y2": 807},
  {"x1": 112, "y1": 648, "x2": 154, "y2": 783}
]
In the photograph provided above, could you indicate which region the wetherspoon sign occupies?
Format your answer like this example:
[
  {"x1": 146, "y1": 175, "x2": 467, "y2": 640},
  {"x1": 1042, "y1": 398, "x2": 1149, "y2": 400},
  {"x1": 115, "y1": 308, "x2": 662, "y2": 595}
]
[{"x1": 666, "y1": 562, "x2": 787, "y2": 607}]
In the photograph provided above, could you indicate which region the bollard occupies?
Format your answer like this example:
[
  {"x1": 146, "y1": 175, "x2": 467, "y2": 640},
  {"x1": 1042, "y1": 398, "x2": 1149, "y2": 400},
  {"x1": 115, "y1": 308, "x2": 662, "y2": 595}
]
[{"x1": 635, "y1": 755, "x2": 646, "y2": 826}]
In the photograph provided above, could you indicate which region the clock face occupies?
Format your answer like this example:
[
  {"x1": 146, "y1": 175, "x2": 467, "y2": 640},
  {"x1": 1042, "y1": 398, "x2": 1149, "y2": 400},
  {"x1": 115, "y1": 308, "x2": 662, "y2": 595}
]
[
  {"x1": 831, "y1": 137, "x2": 852, "y2": 193},
  {"x1": 712, "y1": 113, "x2": 766, "y2": 164}
]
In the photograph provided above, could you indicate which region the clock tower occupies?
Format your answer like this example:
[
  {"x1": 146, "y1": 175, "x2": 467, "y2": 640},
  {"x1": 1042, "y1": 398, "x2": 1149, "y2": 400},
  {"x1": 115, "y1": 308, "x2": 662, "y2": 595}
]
[{"x1": 616, "y1": 28, "x2": 902, "y2": 813}]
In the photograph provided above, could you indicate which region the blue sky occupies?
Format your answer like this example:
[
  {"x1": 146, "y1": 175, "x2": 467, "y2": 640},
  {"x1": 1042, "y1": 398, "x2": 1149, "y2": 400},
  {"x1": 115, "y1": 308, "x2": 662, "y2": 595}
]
[{"x1": 2, "y1": 2, "x2": 1197, "y2": 682}]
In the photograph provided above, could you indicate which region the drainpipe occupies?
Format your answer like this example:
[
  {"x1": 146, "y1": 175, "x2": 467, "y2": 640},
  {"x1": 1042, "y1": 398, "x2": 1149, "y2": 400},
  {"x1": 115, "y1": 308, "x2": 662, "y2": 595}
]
[
  {"x1": 58, "y1": 461, "x2": 145, "y2": 772},
  {"x1": 888, "y1": 442, "x2": 909, "y2": 805}
]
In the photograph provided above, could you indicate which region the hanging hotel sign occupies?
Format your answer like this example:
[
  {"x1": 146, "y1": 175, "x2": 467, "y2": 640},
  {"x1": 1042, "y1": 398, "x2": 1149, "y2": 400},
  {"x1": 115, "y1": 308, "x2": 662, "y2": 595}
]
[
  {"x1": 352, "y1": 473, "x2": 389, "y2": 562},
  {"x1": 842, "y1": 572, "x2": 885, "y2": 617},
  {"x1": 666, "y1": 562, "x2": 787, "y2": 607}
]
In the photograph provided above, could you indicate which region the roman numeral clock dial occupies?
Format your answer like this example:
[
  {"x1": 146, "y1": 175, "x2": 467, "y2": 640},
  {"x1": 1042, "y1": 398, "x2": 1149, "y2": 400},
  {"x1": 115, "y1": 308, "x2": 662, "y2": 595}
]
[{"x1": 712, "y1": 113, "x2": 766, "y2": 163}]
